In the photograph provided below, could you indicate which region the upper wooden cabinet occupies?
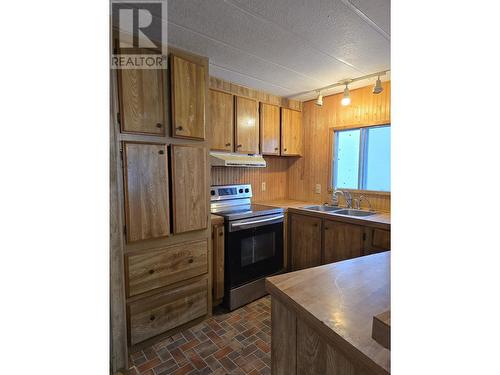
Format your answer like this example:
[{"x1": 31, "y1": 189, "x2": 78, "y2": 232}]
[
  {"x1": 171, "y1": 55, "x2": 206, "y2": 140},
  {"x1": 323, "y1": 221, "x2": 364, "y2": 264},
  {"x1": 235, "y1": 96, "x2": 259, "y2": 154},
  {"x1": 260, "y1": 103, "x2": 280, "y2": 155},
  {"x1": 290, "y1": 214, "x2": 322, "y2": 271},
  {"x1": 209, "y1": 89, "x2": 234, "y2": 151},
  {"x1": 281, "y1": 108, "x2": 303, "y2": 156},
  {"x1": 118, "y1": 69, "x2": 166, "y2": 135},
  {"x1": 171, "y1": 144, "x2": 208, "y2": 234},
  {"x1": 123, "y1": 142, "x2": 169, "y2": 242}
]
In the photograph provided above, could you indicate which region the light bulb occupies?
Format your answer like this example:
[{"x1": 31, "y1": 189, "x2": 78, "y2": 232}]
[
  {"x1": 341, "y1": 85, "x2": 351, "y2": 106},
  {"x1": 373, "y1": 76, "x2": 383, "y2": 94}
]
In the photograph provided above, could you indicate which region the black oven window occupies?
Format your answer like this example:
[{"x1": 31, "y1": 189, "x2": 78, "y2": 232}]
[{"x1": 240, "y1": 231, "x2": 275, "y2": 267}]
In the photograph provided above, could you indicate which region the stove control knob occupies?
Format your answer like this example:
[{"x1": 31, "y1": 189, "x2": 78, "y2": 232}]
[
  {"x1": 210, "y1": 190, "x2": 215, "y2": 196},
  {"x1": 244, "y1": 188, "x2": 249, "y2": 193},
  {"x1": 238, "y1": 188, "x2": 243, "y2": 193}
]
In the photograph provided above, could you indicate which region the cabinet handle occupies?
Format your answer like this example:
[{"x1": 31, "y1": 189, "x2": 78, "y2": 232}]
[
  {"x1": 324, "y1": 226, "x2": 328, "y2": 230},
  {"x1": 149, "y1": 315, "x2": 156, "y2": 321},
  {"x1": 188, "y1": 258, "x2": 194, "y2": 264},
  {"x1": 148, "y1": 269, "x2": 155, "y2": 275},
  {"x1": 156, "y1": 123, "x2": 162, "y2": 128},
  {"x1": 158, "y1": 150, "x2": 164, "y2": 155},
  {"x1": 284, "y1": 148, "x2": 287, "y2": 152},
  {"x1": 176, "y1": 126, "x2": 183, "y2": 131},
  {"x1": 274, "y1": 147, "x2": 279, "y2": 151},
  {"x1": 225, "y1": 143, "x2": 231, "y2": 147},
  {"x1": 313, "y1": 223, "x2": 318, "y2": 227},
  {"x1": 219, "y1": 231, "x2": 223, "y2": 236},
  {"x1": 236, "y1": 144, "x2": 242, "y2": 148}
]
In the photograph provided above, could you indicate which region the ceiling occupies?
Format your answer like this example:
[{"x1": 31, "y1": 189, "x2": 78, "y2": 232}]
[{"x1": 166, "y1": 0, "x2": 390, "y2": 101}]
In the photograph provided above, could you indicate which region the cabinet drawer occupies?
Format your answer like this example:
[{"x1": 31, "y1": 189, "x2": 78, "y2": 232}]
[
  {"x1": 128, "y1": 278, "x2": 208, "y2": 345},
  {"x1": 126, "y1": 240, "x2": 208, "y2": 297}
]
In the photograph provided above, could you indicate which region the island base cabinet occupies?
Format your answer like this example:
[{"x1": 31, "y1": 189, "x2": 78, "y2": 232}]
[
  {"x1": 127, "y1": 277, "x2": 208, "y2": 346},
  {"x1": 270, "y1": 297, "x2": 380, "y2": 375}
]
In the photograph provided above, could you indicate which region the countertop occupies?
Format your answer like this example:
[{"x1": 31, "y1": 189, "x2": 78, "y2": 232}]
[
  {"x1": 210, "y1": 214, "x2": 224, "y2": 225},
  {"x1": 266, "y1": 252, "x2": 390, "y2": 374},
  {"x1": 256, "y1": 199, "x2": 390, "y2": 230}
]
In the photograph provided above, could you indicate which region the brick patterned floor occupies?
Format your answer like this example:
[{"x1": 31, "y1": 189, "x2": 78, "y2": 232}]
[{"x1": 125, "y1": 296, "x2": 272, "y2": 375}]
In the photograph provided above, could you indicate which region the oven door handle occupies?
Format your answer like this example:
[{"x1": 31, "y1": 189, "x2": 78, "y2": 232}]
[{"x1": 229, "y1": 214, "x2": 284, "y2": 231}]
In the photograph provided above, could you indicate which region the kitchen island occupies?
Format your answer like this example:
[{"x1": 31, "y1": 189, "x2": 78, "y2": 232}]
[{"x1": 266, "y1": 252, "x2": 390, "y2": 375}]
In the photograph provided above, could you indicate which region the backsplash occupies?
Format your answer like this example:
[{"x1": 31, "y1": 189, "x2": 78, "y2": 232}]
[{"x1": 211, "y1": 156, "x2": 289, "y2": 202}]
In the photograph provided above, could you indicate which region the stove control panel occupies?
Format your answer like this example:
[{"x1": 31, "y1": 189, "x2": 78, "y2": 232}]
[{"x1": 210, "y1": 184, "x2": 252, "y2": 201}]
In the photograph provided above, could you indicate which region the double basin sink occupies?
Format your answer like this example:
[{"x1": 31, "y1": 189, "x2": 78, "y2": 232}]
[{"x1": 299, "y1": 205, "x2": 376, "y2": 217}]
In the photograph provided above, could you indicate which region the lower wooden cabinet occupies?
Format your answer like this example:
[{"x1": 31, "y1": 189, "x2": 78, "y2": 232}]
[
  {"x1": 127, "y1": 277, "x2": 208, "y2": 345},
  {"x1": 211, "y1": 222, "x2": 225, "y2": 303},
  {"x1": 364, "y1": 228, "x2": 391, "y2": 255},
  {"x1": 126, "y1": 240, "x2": 208, "y2": 297},
  {"x1": 289, "y1": 213, "x2": 390, "y2": 270},
  {"x1": 323, "y1": 221, "x2": 364, "y2": 264},
  {"x1": 290, "y1": 214, "x2": 322, "y2": 271}
]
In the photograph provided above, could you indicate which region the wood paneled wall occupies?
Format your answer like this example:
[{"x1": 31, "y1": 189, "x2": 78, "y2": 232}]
[
  {"x1": 210, "y1": 81, "x2": 391, "y2": 212},
  {"x1": 209, "y1": 77, "x2": 302, "y2": 111},
  {"x1": 287, "y1": 82, "x2": 391, "y2": 212},
  {"x1": 211, "y1": 157, "x2": 289, "y2": 202}
]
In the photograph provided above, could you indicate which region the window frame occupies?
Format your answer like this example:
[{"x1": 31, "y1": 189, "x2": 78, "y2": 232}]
[{"x1": 329, "y1": 124, "x2": 391, "y2": 195}]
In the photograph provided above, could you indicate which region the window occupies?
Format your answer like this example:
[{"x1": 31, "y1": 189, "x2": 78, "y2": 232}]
[{"x1": 333, "y1": 125, "x2": 390, "y2": 192}]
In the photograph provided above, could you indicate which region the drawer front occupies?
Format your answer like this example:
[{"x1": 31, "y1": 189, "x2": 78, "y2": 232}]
[
  {"x1": 128, "y1": 278, "x2": 208, "y2": 345},
  {"x1": 127, "y1": 240, "x2": 208, "y2": 297}
]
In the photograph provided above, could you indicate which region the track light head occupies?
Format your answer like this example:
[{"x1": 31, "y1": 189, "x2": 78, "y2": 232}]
[
  {"x1": 315, "y1": 91, "x2": 323, "y2": 107},
  {"x1": 373, "y1": 76, "x2": 383, "y2": 94},
  {"x1": 341, "y1": 84, "x2": 351, "y2": 106}
]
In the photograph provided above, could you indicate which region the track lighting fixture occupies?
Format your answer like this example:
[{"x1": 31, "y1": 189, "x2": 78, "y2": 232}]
[
  {"x1": 341, "y1": 84, "x2": 351, "y2": 106},
  {"x1": 373, "y1": 76, "x2": 383, "y2": 94},
  {"x1": 315, "y1": 91, "x2": 323, "y2": 107}
]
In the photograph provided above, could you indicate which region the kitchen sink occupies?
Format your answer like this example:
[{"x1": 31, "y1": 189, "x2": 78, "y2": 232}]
[
  {"x1": 300, "y1": 205, "x2": 344, "y2": 212},
  {"x1": 334, "y1": 209, "x2": 376, "y2": 217}
]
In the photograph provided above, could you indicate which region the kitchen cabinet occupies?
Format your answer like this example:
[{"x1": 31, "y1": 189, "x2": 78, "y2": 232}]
[
  {"x1": 281, "y1": 108, "x2": 303, "y2": 156},
  {"x1": 290, "y1": 214, "x2": 322, "y2": 271},
  {"x1": 235, "y1": 96, "x2": 259, "y2": 154},
  {"x1": 171, "y1": 144, "x2": 208, "y2": 234},
  {"x1": 126, "y1": 240, "x2": 208, "y2": 297},
  {"x1": 123, "y1": 142, "x2": 169, "y2": 243},
  {"x1": 127, "y1": 277, "x2": 208, "y2": 345},
  {"x1": 211, "y1": 221, "x2": 225, "y2": 303},
  {"x1": 364, "y1": 228, "x2": 391, "y2": 255},
  {"x1": 260, "y1": 103, "x2": 280, "y2": 155},
  {"x1": 323, "y1": 220, "x2": 364, "y2": 264},
  {"x1": 171, "y1": 55, "x2": 206, "y2": 140},
  {"x1": 209, "y1": 89, "x2": 234, "y2": 151},
  {"x1": 118, "y1": 68, "x2": 165, "y2": 135}
]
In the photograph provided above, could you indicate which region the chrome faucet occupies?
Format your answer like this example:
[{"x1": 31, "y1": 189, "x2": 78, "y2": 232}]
[
  {"x1": 354, "y1": 195, "x2": 373, "y2": 211},
  {"x1": 332, "y1": 189, "x2": 353, "y2": 208}
]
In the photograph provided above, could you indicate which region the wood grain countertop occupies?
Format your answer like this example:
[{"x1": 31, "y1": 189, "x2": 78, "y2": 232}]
[
  {"x1": 266, "y1": 252, "x2": 391, "y2": 374},
  {"x1": 257, "y1": 199, "x2": 391, "y2": 230}
]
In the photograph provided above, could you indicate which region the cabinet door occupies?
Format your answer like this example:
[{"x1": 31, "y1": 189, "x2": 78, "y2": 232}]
[
  {"x1": 290, "y1": 214, "x2": 322, "y2": 271},
  {"x1": 212, "y1": 224, "x2": 225, "y2": 301},
  {"x1": 171, "y1": 55, "x2": 206, "y2": 140},
  {"x1": 118, "y1": 69, "x2": 165, "y2": 135},
  {"x1": 364, "y1": 228, "x2": 391, "y2": 255},
  {"x1": 323, "y1": 220, "x2": 364, "y2": 264},
  {"x1": 123, "y1": 142, "x2": 169, "y2": 242},
  {"x1": 260, "y1": 103, "x2": 280, "y2": 155},
  {"x1": 235, "y1": 96, "x2": 259, "y2": 154},
  {"x1": 281, "y1": 108, "x2": 303, "y2": 156},
  {"x1": 171, "y1": 145, "x2": 208, "y2": 234},
  {"x1": 209, "y1": 89, "x2": 233, "y2": 151}
]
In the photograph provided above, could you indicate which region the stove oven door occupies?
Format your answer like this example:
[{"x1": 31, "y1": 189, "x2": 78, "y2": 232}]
[{"x1": 225, "y1": 214, "x2": 284, "y2": 288}]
